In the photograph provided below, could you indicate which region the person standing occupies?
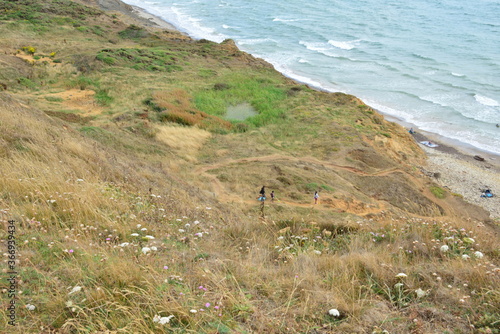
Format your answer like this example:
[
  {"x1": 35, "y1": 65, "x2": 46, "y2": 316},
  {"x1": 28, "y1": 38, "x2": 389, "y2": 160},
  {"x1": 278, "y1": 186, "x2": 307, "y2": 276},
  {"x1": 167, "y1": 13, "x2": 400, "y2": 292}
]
[
  {"x1": 270, "y1": 190, "x2": 275, "y2": 202},
  {"x1": 259, "y1": 186, "x2": 266, "y2": 201},
  {"x1": 314, "y1": 191, "x2": 319, "y2": 204}
]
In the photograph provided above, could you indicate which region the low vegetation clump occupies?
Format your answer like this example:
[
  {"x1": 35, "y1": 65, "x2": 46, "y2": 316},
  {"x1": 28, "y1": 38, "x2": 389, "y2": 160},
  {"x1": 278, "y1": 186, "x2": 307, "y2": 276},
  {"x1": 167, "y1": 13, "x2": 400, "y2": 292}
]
[{"x1": 0, "y1": 1, "x2": 498, "y2": 333}]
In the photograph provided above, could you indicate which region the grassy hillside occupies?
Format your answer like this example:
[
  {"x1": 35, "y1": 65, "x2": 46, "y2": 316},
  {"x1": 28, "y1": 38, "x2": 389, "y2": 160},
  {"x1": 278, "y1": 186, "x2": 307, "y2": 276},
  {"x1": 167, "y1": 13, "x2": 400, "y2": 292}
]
[{"x1": 0, "y1": 0, "x2": 499, "y2": 333}]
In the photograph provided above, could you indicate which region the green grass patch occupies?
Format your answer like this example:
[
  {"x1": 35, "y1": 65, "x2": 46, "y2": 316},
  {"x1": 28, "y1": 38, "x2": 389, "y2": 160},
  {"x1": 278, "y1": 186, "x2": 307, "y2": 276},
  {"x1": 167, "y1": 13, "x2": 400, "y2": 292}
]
[
  {"x1": 96, "y1": 47, "x2": 185, "y2": 72},
  {"x1": 194, "y1": 72, "x2": 287, "y2": 127},
  {"x1": 430, "y1": 186, "x2": 446, "y2": 199}
]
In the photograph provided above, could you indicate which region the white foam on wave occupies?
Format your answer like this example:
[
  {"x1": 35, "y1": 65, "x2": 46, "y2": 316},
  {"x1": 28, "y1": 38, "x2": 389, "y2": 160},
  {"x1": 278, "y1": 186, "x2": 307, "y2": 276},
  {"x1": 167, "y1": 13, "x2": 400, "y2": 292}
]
[
  {"x1": 237, "y1": 38, "x2": 277, "y2": 46},
  {"x1": 474, "y1": 94, "x2": 499, "y2": 107},
  {"x1": 298, "y1": 58, "x2": 310, "y2": 64},
  {"x1": 299, "y1": 41, "x2": 328, "y2": 52},
  {"x1": 451, "y1": 72, "x2": 464, "y2": 77},
  {"x1": 328, "y1": 39, "x2": 360, "y2": 50},
  {"x1": 273, "y1": 17, "x2": 299, "y2": 22}
]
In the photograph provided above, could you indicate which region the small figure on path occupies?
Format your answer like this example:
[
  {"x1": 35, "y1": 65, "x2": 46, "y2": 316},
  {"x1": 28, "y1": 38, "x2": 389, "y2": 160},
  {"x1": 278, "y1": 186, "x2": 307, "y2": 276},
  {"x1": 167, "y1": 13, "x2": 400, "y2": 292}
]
[
  {"x1": 409, "y1": 128, "x2": 415, "y2": 134},
  {"x1": 270, "y1": 190, "x2": 275, "y2": 202},
  {"x1": 314, "y1": 191, "x2": 319, "y2": 204},
  {"x1": 258, "y1": 186, "x2": 266, "y2": 201}
]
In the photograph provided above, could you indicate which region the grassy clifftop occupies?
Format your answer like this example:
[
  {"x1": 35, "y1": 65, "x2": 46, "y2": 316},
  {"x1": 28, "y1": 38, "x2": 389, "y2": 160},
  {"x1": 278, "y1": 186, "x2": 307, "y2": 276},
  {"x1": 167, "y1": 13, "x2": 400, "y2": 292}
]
[{"x1": 0, "y1": 0, "x2": 499, "y2": 333}]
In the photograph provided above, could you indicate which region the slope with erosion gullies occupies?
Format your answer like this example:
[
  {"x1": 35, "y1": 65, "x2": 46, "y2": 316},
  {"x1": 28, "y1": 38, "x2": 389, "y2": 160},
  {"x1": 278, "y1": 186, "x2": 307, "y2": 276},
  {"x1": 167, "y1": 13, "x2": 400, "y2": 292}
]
[{"x1": 1, "y1": 0, "x2": 498, "y2": 333}]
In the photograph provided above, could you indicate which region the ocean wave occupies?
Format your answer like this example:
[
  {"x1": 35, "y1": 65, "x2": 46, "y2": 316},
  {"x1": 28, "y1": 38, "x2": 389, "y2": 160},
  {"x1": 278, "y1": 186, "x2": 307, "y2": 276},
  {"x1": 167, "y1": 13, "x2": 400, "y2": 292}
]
[
  {"x1": 474, "y1": 94, "x2": 499, "y2": 107},
  {"x1": 327, "y1": 39, "x2": 360, "y2": 50},
  {"x1": 451, "y1": 72, "x2": 465, "y2": 77},
  {"x1": 237, "y1": 38, "x2": 277, "y2": 46},
  {"x1": 273, "y1": 17, "x2": 300, "y2": 22}
]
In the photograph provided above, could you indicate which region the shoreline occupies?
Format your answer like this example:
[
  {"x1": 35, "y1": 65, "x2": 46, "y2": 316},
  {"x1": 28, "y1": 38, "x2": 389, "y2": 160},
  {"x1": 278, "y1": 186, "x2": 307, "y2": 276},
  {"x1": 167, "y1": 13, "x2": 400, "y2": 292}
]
[{"x1": 105, "y1": 0, "x2": 500, "y2": 220}]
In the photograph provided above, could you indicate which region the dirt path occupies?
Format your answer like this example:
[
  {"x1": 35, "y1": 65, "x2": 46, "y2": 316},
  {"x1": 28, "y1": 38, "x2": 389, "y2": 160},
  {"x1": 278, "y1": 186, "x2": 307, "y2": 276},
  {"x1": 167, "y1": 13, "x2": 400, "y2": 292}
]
[{"x1": 193, "y1": 154, "x2": 404, "y2": 216}]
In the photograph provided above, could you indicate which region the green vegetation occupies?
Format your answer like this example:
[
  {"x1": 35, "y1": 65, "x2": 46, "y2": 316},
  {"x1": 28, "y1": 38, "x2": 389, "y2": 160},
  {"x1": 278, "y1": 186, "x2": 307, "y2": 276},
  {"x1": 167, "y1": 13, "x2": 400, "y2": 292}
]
[
  {"x1": 430, "y1": 186, "x2": 446, "y2": 199},
  {"x1": 0, "y1": 1, "x2": 498, "y2": 333},
  {"x1": 194, "y1": 73, "x2": 287, "y2": 126}
]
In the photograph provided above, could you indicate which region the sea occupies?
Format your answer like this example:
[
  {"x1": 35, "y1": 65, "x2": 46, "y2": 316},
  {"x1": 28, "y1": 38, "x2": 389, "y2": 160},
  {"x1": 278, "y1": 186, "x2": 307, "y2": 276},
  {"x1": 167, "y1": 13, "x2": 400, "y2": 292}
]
[{"x1": 122, "y1": 0, "x2": 500, "y2": 155}]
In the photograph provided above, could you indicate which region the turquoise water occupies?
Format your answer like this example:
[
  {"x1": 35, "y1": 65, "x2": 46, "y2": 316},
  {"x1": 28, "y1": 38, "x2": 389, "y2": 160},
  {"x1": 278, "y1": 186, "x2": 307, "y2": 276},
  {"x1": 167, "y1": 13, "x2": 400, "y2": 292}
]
[{"x1": 123, "y1": 0, "x2": 500, "y2": 154}]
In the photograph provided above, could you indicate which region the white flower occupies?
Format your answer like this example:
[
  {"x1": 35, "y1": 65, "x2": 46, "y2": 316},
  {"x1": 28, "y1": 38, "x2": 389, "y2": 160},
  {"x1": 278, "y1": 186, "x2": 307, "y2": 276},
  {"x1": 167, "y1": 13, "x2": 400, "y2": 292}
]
[
  {"x1": 194, "y1": 220, "x2": 200, "y2": 225},
  {"x1": 415, "y1": 288, "x2": 426, "y2": 298},
  {"x1": 68, "y1": 286, "x2": 82, "y2": 295},
  {"x1": 131, "y1": 233, "x2": 139, "y2": 237},
  {"x1": 145, "y1": 235, "x2": 155, "y2": 239},
  {"x1": 136, "y1": 224, "x2": 142, "y2": 228},
  {"x1": 65, "y1": 300, "x2": 73, "y2": 307},
  {"x1": 76, "y1": 179, "x2": 84, "y2": 182},
  {"x1": 141, "y1": 228, "x2": 147, "y2": 231},
  {"x1": 190, "y1": 309, "x2": 198, "y2": 313},
  {"x1": 194, "y1": 232, "x2": 203, "y2": 238},
  {"x1": 141, "y1": 247, "x2": 151, "y2": 254},
  {"x1": 395, "y1": 273, "x2": 407, "y2": 278},
  {"x1": 313, "y1": 250, "x2": 322, "y2": 255},
  {"x1": 151, "y1": 246, "x2": 158, "y2": 251},
  {"x1": 328, "y1": 308, "x2": 340, "y2": 317},
  {"x1": 462, "y1": 254, "x2": 470, "y2": 260},
  {"x1": 394, "y1": 283, "x2": 404, "y2": 289},
  {"x1": 25, "y1": 304, "x2": 36, "y2": 311},
  {"x1": 474, "y1": 251, "x2": 484, "y2": 259},
  {"x1": 119, "y1": 242, "x2": 130, "y2": 247},
  {"x1": 440, "y1": 245, "x2": 449, "y2": 252},
  {"x1": 178, "y1": 229, "x2": 185, "y2": 233},
  {"x1": 153, "y1": 315, "x2": 174, "y2": 325}
]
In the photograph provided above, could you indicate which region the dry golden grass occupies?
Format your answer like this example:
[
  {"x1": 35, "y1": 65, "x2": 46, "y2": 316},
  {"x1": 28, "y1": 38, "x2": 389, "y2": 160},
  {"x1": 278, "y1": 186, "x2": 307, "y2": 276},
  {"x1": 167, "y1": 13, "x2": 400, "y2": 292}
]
[
  {"x1": 0, "y1": 2, "x2": 498, "y2": 333},
  {"x1": 155, "y1": 124, "x2": 211, "y2": 161}
]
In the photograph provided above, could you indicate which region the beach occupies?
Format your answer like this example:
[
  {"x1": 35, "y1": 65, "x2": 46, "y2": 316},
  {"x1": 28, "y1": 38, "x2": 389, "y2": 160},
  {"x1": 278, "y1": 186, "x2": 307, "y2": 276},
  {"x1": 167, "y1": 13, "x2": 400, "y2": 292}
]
[{"x1": 104, "y1": 0, "x2": 500, "y2": 220}]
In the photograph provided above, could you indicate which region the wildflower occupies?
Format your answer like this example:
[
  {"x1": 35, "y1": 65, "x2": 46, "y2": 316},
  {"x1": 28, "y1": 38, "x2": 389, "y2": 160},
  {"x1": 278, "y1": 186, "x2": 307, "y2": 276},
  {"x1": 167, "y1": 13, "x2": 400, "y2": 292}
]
[
  {"x1": 313, "y1": 250, "x2": 322, "y2": 255},
  {"x1": 394, "y1": 283, "x2": 404, "y2": 289},
  {"x1": 440, "y1": 245, "x2": 449, "y2": 252},
  {"x1": 151, "y1": 246, "x2": 158, "y2": 251},
  {"x1": 25, "y1": 304, "x2": 36, "y2": 311},
  {"x1": 415, "y1": 288, "x2": 426, "y2": 298},
  {"x1": 194, "y1": 220, "x2": 200, "y2": 225},
  {"x1": 474, "y1": 251, "x2": 484, "y2": 259},
  {"x1": 68, "y1": 286, "x2": 82, "y2": 295},
  {"x1": 119, "y1": 242, "x2": 130, "y2": 247},
  {"x1": 194, "y1": 232, "x2": 203, "y2": 238},
  {"x1": 395, "y1": 273, "x2": 407, "y2": 278},
  {"x1": 68, "y1": 249, "x2": 74, "y2": 253},
  {"x1": 163, "y1": 266, "x2": 169, "y2": 270},
  {"x1": 178, "y1": 229, "x2": 185, "y2": 233},
  {"x1": 205, "y1": 303, "x2": 211, "y2": 308},
  {"x1": 462, "y1": 254, "x2": 470, "y2": 260},
  {"x1": 153, "y1": 314, "x2": 174, "y2": 325},
  {"x1": 145, "y1": 235, "x2": 155, "y2": 239},
  {"x1": 137, "y1": 224, "x2": 142, "y2": 228},
  {"x1": 141, "y1": 228, "x2": 147, "y2": 231},
  {"x1": 328, "y1": 309, "x2": 340, "y2": 317},
  {"x1": 190, "y1": 309, "x2": 197, "y2": 313},
  {"x1": 76, "y1": 179, "x2": 84, "y2": 182},
  {"x1": 131, "y1": 233, "x2": 139, "y2": 237},
  {"x1": 142, "y1": 247, "x2": 151, "y2": 254}
]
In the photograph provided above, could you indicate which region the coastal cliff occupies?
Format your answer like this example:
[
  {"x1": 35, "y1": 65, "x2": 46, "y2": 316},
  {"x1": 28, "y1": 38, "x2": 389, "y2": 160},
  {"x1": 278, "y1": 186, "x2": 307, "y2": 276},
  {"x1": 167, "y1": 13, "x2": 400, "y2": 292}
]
[{"x1": 0, "y1": 0, "x2": 498, "y2": 332}]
